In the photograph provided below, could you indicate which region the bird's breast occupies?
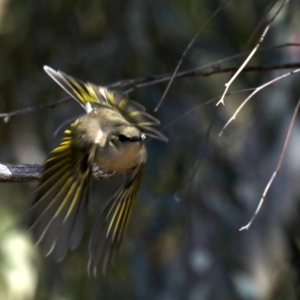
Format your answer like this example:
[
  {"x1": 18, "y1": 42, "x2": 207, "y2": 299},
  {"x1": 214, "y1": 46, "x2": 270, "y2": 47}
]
[{"x1": 94, "y1": 143, "x2": 146, "y2": 173}]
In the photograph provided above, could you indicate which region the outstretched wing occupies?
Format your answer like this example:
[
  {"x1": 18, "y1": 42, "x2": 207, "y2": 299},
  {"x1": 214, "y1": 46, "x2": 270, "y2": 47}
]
[
  {"x1": 44, "y1": 66, "x2": 104, "y2": 113},
  {"x1": 88, "y1": 164, "x2": 145, "y2": 275},
  {"x1": 44, "y1": 66, "x2": 168, "y2": 142},
  {"x1": 28, "y1": 128, "x2": 96, "y2": 262}
]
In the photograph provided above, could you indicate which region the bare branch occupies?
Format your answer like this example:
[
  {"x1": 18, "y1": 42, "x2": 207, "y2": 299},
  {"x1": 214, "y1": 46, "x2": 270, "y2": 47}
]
[
  {"x1": 216, "y1": 0, "x2": 290, "y2": 106},
  {"x1": 154, "y1": 0, "x2": 229, "y2": 112},
  {"x1": 160, "y1": 88, "x2": 257, "y2": 133},
  {"x1": 1, "y1": 88, "x2": 255, "y2": 182},
  {"x1": 110, "y1": 43, "x2": 300, "y2": 91},
  {"x1": 123, "y1": 61, "x2": 300, "y2": 93},
  {"x1": 0, "y1": 97, "x2": 71, "y2": 123},
  {"x1": 219, "y1": 68, "x2": 300, "y2": 136},
  {"x1": 0, "y1": 163, "x2": 115, "y2": 182},
  {"x1": 239, "y1": 97, "x2": 300, "y2": 231},
  {"x1": 244, "y1": 0, "x2": 279, "y2": 49},
  {"x1": 2, "y1": 60, "x2": 300, "y2": 123},
  {"x1": 0, "y1": 85, "x2": 289, "y2": 184}
]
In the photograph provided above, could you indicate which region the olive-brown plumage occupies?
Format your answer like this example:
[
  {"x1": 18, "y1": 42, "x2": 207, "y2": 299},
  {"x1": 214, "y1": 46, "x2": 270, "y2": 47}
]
[{"x1": 28, "y1": 66, "x2": 167, "y2": 274}]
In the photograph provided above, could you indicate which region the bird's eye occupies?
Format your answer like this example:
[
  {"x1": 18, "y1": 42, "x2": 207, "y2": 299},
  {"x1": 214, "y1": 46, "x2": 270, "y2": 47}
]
[
  {"x1": 118, "y1": 134, "x2": 142, "y2": 142},
  {"x1": 118, "y1": 134, "x2": 131, "y2": 142}
]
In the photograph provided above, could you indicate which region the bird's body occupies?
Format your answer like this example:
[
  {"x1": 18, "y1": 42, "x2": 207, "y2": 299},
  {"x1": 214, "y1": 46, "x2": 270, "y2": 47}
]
[
  {"x1": 72, "y1": 106, "x2": 147, "y2": 172},
  {"x1": 28, "y1": 66, "x2": 167, "y2": 274},
  {"x1": 95, "y1": 137, "x2": 146, "y2": 172}
]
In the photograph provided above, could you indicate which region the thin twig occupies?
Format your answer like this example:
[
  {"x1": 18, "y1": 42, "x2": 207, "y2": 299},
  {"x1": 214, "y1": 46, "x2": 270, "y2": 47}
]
[
  {"x1": 124, "y1": 61, "x2": 300, "y2": 93},
  {"x1": 0, "y1": 87, "x2": 279, "y2": 183},
  {"x1": 111, "y1": 42, "x2": 300, "y2": 91},
  {"x1": 154, "y1": 0, "x2": 229, "y2": 112},
  {"x1": 239, "y1": 97, "x2": 300, "y2": 231},
  {"x1": 216, "y1": 0, "x2": 289, "y2": 106},
  {"x1": 0, "y1": 97, "x2": 71, "y2": 123},
  {"x1": 219, "y1": 68, "x2": 300, "y2": 136},
  {"x1": 173, "y1": 107, "x2": 217, "y2": 202},
  {"x1": 244, "y1": 0, "x2": 279, "y2": 49},
  {"x1": 160, "y1": 88, "x2": 257, "y2": 133},
  {"x1": 2, "y1": 61, "x2": 300, "y2": 122}
]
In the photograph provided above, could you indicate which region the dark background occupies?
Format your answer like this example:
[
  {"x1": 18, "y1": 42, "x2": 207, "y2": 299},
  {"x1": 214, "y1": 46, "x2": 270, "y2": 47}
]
[{"x1": 1, "y1": 0, "x2": 300, "y2": 299}]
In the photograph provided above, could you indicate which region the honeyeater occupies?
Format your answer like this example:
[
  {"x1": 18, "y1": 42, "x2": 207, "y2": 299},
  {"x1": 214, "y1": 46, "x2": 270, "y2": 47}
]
[{"x1": 28, "y1": 66, "x2": 167, "y2": 275}]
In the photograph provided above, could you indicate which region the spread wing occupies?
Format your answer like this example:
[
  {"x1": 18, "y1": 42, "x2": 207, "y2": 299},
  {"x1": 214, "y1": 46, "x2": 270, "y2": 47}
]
[
  {"x1": 88, "y1": 165, "x2": 145, "y2": 275},
  {"x1": 28, "y1": 128, "x2": 96, "y2": 262},
  {"x1": 44, "y1": 66, "x2": 168, "y2": 142}
]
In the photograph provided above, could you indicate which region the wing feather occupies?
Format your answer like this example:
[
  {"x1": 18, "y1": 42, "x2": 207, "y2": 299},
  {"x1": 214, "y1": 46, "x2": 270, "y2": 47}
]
[
  {"x1": 44, "y1": 66, "x2": 168, "y2": 142},
  {"x1": 88, "y1": 165, "x2": 145, "y2": 275},
  {"x1": 28, "y1": 129, "x2": 95, "y2": 261}
]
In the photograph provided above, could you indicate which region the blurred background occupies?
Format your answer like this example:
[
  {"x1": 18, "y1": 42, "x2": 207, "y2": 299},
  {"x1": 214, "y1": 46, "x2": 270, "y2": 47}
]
[{"x1": 1, "y1": 0, "x2": 300, "y2": 299}]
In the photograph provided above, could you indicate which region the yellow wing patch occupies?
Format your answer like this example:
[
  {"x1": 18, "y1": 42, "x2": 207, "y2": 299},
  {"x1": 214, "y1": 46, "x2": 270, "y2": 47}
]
[
  {"x1": 28, "y1": 129, "x2": 94, "y2": 262},
  {"x1": 88, "y1": 165, "x2": 145, "y2": 275}
]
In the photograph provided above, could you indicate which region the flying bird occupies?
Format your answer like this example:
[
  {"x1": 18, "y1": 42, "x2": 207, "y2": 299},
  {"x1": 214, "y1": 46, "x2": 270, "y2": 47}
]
[{"x1": 28, "y1": 66, "x2": 167, "y2": 275}]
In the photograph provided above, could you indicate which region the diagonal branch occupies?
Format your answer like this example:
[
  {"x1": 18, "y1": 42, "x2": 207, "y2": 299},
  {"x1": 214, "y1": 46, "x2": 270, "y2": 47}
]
[
  {"x1": 239, "y1": 97, "x2": 300, "y2": 231},
  {"x1": 154, "y1": 0, "x2": 229, "y2": 112},
  {"x1": 218, "y1": 68, "x2": 300, "y2": 136},
  {"x1": 216, "y1": 0, "x2": 290, "y2": 106},
  {"x1": 1, "y1": 61, "x2": 300, "y2": 123},
  {"x1": 111, "y1": 43, "x2": 300, "y2": 91},
  {"x1": 244, "y1": 0, "x2": 280, "y2": 49},
  {"x1": 0, "y1": 97, "x2": 71, "y2": 123},
  {"x1": 123, "y1": 61, "x2": 300, "y2": 93}
]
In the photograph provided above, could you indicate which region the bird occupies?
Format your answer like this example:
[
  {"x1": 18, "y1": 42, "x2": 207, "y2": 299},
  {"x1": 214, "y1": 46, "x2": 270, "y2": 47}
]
[{"x1": 28, "y1": 66, "x2": 168, "y2": 275}]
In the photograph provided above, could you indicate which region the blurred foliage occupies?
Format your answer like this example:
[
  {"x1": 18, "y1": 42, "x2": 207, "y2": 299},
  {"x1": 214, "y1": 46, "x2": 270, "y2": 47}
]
[{"x1": 1, "y1": 0, "x2": 300, "y2": 299}]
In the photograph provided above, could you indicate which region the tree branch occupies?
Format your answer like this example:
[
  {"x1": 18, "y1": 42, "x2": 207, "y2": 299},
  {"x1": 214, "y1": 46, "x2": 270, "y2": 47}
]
[
  {"x1": 1, "y1": 61, "x2": 300, "y2": 124},
  {"x1": 216, "y1": 0, "x2": 290, "y2": 105},
  {"x1": 0, "y1": 97, "x2": 71, "y2": 123},
  {"x1": 0, "y1": 163, "x2": 115, "y2": 182},
  {"x1": 121, "y1": 61, "x2": 300, "y2": 93},
  {"x1": 219, "y1": 68, "x2": 300, "y2": 136},
  {"x1": 154, "y1": 0, "x2": 229, "y2": 111},
  {"x1": 240, "y1": 96, "x2": 300, "y2": 231}
]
